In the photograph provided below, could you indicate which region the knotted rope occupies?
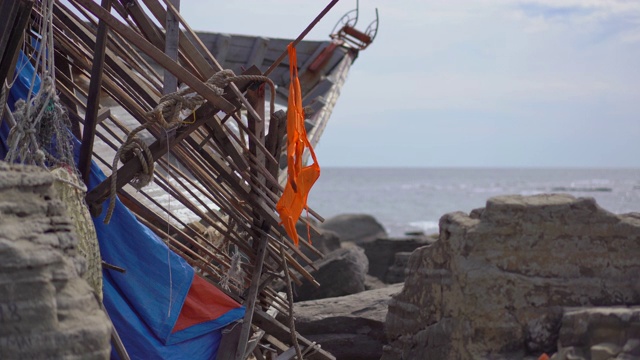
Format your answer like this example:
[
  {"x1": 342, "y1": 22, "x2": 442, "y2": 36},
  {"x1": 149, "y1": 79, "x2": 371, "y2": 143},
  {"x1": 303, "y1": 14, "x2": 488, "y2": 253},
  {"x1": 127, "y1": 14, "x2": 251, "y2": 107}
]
[
  {"x1": 4, "y1": 76, "x2": 69, "y2": 167},
  {"x1": 103, "y1": 70, "x2": 277, "y2": 224}
]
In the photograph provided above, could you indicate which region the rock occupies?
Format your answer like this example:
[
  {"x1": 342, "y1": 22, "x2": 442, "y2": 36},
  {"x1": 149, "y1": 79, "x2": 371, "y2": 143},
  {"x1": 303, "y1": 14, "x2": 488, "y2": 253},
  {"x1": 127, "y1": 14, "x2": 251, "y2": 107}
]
[
  {"x1": 384, "y1": 252, "x2": 412, "y2": 284},
  {"x1": 294, "y1": 247, "x2": 368, "y2": 301},
  {"x1": 365, "y1": 274, "x2": 388, "y2": 290},
  {"x1": 0, "y1": 162, "x2": 112, "y2": 359},
  {"x1": 550, "y1": 307, "x2": 640, "y2": 360},
  {"x1": 359, "y1": 236, "x2": 432, "y2": 281},
  {"x1": 291, "y1": 284, "x2": 404, "y2": 360},
  {"x1": 320, "y1": 214, "x2": 387, "y2": 244},
  {"x1": 590, "y1": 343, "x2": 621, "y2": 360},
  {"x1": 296, "y1": 221, "x2": 341, "y2": 260},
  {"x1": 383, "y1": 194, "x2": 640, "y2": 360}
]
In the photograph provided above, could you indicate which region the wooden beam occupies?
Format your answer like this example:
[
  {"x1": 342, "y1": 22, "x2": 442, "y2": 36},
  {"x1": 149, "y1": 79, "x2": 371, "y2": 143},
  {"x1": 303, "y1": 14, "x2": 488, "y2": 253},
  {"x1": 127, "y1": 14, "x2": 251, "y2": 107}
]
[
  {"x1": 0, "y1": 0, "x2": 33, "y2": 85},
  {"x1": 85, "y1": 103, "x2": 216, "y2": 212},
  {"x1": 263, "y1": 0, "x2": 340, "y2": 77},
  {"x1": 235, "y1": 81, "x2": 268, "y2": 360},
  {"x1": 71, "y1": 0, "x2": 235, "y2": 114},
  {"x1": 253, "y1": 309, "x2": 336, "y2": 360},
  {"x1": 162, "y1": 0, "x2": 180, "y2": 94},
  {"x1": 78, "y1": 0, "x2": 111, "y2": 185}
]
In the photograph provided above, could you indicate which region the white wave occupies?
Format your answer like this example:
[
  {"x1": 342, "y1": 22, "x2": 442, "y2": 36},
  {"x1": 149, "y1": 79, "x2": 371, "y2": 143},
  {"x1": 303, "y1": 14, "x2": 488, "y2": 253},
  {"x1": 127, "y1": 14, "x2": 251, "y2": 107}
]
[{"x1": 408, "y1": 220, "x2": 440, "y2": 234}]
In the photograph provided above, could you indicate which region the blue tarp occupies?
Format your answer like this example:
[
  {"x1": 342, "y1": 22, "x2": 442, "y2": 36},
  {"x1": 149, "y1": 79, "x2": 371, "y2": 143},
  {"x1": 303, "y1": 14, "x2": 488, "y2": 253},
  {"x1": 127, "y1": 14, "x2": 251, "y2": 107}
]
[{"x1": 1, "y1": 51, "x2": 244, "y2": 360}]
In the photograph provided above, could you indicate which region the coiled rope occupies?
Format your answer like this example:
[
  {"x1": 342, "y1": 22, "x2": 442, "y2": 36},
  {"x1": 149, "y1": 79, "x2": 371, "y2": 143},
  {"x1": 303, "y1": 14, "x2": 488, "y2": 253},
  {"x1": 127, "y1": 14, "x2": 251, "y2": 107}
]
[{"x1": 103, "y1": 70, "x2": 276, "y2": 224}]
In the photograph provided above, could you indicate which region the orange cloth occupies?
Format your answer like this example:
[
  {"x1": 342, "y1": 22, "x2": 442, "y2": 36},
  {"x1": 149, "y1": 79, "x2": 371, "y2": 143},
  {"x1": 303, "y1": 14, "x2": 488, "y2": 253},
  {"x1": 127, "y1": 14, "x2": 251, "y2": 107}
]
[{"x1": 275, "y1": 43, "x2": 321, "y2": 246}]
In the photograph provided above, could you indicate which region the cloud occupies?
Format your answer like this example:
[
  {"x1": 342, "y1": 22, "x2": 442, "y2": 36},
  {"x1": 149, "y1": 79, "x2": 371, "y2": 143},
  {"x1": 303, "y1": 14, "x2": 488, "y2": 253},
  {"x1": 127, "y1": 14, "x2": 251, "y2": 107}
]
[{"x1": 510, "y1": 0, "x2": 640, "y2": 40}]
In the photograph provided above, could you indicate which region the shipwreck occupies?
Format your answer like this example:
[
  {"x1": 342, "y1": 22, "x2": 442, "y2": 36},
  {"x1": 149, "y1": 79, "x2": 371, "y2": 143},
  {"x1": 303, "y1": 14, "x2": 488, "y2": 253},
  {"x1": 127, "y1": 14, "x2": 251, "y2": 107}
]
[{"x1": 0, "y1": 0, "x2": 378, "y2": 359}]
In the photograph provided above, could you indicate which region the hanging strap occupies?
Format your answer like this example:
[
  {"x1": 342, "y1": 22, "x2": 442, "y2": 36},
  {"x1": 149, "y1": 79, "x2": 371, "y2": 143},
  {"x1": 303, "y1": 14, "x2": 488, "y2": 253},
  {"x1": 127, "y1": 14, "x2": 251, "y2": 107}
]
[{"x1": 275, "y1": 44, "x2": 321, "y2": 246}]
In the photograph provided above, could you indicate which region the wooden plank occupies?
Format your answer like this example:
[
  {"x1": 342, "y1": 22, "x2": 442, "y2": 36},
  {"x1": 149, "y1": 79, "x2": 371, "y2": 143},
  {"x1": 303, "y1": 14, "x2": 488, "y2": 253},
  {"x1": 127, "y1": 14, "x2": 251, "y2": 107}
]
[
  {"x1": 234, "y1": 228, "x2": 270, "y2": 360},
  {"x1": 53, "y1": 2, "x2": 161, "y2": 107},
  {"x1": 162, "y1": 0, "x2": 180, "y2": 94},
  {"x1": 215, "y1": 34, "x2": 231, "y2": 67},
  {"x1": 0, "y1": 0, "x2": 33, "y2": 85},
  {"x1": 216, "y1": 322, "x2": 243, "y2": 360},
  {"x1": 85, "y1": 102, "x2": 216, "y2": 211},
  {"x1": 139, "y1": 0, "x2": 215, "y2": 79},
  {"x1": 79, "y1": 0, "x2": 111, "y2": 185},
  {"x1": 0, "y1": 0, "x2": 19, "y2": 64},
  {"x1": 155, "y1": 0, "x2": 266, "y2": 125},
  {"x1": 117, "y1": 0, "x2": 165, "y2": 50},
  {"x1": 246, "y1": 37, "x2": 269, "y2": 69},
  {"x1": 235, "y1": 81, "x2": 269, "y2": 360},
  {"x1": 253, "y1": 309, "x2": 335, "y2": 360},
  {"x1": 263, "y1": 0, "x2": 340, "y2": 77},
  {"x1": 72, "y1": 0, "x2": 235, "y2": 114}
]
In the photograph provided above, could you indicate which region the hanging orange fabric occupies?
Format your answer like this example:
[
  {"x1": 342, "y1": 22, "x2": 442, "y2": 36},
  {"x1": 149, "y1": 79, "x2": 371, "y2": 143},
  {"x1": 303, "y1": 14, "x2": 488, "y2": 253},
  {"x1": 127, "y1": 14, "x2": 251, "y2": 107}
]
[{"x1": 275, "y1": 43, "x2": 321, "y2": 246}]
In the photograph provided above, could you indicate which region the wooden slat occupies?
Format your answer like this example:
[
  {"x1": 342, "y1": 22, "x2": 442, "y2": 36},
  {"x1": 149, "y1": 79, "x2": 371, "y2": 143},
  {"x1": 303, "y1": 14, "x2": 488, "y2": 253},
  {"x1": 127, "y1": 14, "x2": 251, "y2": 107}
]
[
  {"x1": 162, "y1": 0, "x2": 180, "y2": 94},
  {"x1": 72, "y1": 0, "x2": 235, "y2": 114},
  {"x1": 79, "y1": 0, "x2": 111, "y2": 184}
]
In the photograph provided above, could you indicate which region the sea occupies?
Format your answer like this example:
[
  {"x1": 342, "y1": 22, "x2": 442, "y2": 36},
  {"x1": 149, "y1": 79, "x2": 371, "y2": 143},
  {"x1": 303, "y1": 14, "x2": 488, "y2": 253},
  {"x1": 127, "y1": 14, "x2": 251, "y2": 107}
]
[{"x1": 307, "y1": 168, "x2": 640, "y2": 237}]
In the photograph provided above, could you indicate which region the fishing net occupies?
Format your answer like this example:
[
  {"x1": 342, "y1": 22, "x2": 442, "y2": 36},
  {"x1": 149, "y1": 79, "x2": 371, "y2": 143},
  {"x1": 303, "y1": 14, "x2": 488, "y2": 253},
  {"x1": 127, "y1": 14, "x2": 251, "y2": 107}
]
[{"x1": 3, "y1": 0, "x2": 102, "y2": 300}]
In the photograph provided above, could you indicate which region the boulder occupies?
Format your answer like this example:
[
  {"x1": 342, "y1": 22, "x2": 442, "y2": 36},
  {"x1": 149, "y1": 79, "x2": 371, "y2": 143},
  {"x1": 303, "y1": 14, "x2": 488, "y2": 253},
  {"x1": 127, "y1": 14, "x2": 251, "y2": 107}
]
[
  {"x1": 0, "y1": 162, "x2": 112, "y2": 359},
  {"x1": 384, "y1": 194, "x2": 640, "y2": 360},
  {"x1": 550, "y1": 307, "x2": 640, "y2": 360},
  {"x1": 292, "y1": 284, "x2": 404, "y2": 360},
  {"x1": 384, "y1": 252, "x2": 412, "y2": 284},
  {"x1": 320, "y1": 214, "x2": 387, "y2": 244},
  {"x1": 296, "y1": 221, "x2": 341, "y2": 260},
  {"x1": 359, "y1": 236, "x2": 432, "y2": 281},
  {"x1": 294, "y1": 247, "x2": 368, "y2": 301},
  {"x1": 365, "y1": 274, "x2": 388, "y2": 291}
]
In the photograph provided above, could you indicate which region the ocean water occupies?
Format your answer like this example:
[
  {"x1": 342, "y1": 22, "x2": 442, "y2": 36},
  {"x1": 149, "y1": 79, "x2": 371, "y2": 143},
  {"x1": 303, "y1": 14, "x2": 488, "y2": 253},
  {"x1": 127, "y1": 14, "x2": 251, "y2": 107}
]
[{"x1": 307, "y1": 168, "x2": 640, "y2": 237}]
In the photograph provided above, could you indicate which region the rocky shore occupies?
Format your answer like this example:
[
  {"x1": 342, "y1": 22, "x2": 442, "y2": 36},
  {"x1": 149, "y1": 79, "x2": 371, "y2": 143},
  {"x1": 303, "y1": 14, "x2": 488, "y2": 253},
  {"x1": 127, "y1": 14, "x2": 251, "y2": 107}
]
[
  {"x1": 3, "y1": 160, "x2": 639, "y2": 360},
  {"x1": 290, "y1": 194, "x2": 640, "y2": 360}
]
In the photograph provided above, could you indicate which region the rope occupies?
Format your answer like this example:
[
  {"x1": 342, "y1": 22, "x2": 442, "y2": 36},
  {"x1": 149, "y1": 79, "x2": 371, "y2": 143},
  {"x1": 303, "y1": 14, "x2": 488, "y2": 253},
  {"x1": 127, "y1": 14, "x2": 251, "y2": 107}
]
[
  {"x1": 103, "y1": 70, "x2": 278, "y2": 224},
  {"x1": 0, "y1": 81, "x2": 9, "y2": 120},
  {"x1": 280, "y1": 243, "x2": 303, "y2": 360}
]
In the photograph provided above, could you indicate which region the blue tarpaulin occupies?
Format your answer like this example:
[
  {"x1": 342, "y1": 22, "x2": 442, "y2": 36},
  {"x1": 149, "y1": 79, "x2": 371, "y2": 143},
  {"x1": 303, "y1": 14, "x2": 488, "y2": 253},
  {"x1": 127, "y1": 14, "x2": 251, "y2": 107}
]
[{"x1": 1, "y1": 51, "x2": 245, "y2": 360}]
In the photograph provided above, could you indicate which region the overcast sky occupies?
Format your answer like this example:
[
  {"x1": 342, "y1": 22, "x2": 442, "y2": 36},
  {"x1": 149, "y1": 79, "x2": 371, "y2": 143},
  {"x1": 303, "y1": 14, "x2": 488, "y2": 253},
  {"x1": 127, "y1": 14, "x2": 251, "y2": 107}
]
[{"x1": 180, "y1": 1, "x2": 640, "y2": 168}]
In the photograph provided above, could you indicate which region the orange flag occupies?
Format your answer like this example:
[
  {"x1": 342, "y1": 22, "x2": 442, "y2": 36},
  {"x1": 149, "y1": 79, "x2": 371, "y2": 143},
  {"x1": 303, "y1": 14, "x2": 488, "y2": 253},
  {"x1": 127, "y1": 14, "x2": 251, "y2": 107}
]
[{"x1": 275, "y1": 43, "x2": 321, "y2": 246}]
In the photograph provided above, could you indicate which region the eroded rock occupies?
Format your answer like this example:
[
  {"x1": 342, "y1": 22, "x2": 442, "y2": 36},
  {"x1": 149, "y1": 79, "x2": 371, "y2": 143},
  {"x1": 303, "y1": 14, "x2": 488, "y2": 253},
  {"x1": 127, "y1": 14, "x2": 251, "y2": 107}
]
[
  {"x1": 320, "y1": 213, "x2": 387, "y2": 244},
  {"x1": 292, "y1": 284, "x2": 403, "y2": 360},
  {"x1": 550, "y1": 307, "x2": 640, "y2": 360},
  {"x1": 359, "y1": 237, "x2": 432, "y2": 282},
  {"x1": 294, "y1": 247, "x2": 368, "y2": 301},
  {"x1": 0, "y1": 162, "x2": 112, "y2": 359},
  {"x1": 384, "y1": 194, "x2": 640, "y2": 360}
]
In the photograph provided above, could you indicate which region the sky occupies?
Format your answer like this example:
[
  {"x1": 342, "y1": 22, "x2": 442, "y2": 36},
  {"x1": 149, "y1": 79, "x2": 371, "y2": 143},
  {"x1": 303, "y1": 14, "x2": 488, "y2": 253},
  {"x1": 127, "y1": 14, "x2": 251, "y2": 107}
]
[{"x1": 179, "y1": 0, "x2": 640, "y2": 168}]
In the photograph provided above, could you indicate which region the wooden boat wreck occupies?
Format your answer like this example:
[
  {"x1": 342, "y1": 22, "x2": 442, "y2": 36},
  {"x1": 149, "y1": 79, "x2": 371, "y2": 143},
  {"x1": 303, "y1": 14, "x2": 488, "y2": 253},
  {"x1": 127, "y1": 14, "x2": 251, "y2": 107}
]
[{"x1": 0, "y1": 0, "x2": 377, "y2": 359}]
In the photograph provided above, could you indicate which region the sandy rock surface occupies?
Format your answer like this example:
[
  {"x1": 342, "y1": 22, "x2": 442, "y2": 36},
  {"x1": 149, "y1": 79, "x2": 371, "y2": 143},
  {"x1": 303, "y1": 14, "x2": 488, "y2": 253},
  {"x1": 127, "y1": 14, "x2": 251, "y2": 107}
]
[
  {"x1": 0, "y1": 162, "x2": 111, "y2": 359},
  {"x1": 383, "y1": 194, "x2": 640, "y2": 360}
]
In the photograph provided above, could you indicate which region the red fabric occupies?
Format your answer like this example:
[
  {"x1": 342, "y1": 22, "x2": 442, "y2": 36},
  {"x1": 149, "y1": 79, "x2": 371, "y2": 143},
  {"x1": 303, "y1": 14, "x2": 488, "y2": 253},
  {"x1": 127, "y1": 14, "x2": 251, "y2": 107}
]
[
  {"x1": 276, "y1": 43, "x2": 321, "y2": 246},
  {"x1": 172, "y1": 274, "x2": 241, "y2": 333}
]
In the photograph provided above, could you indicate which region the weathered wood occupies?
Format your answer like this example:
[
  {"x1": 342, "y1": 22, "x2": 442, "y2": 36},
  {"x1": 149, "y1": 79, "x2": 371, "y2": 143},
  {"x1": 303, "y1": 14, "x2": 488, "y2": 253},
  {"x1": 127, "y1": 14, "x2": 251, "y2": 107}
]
[
  {"x1": 234, "y1": 230, "x2": 270, "y2": 360},
  {"x1": 156, "y1": 0, "x2": 266, "y2": 126},
  {"x1": 235, "y1": 80, "x2": 270, "y2": 360},
  {"x1": 53, "y1": 3, "x2": 161, "y2": 107},
  {"x1": 79, "y1": 0, "x2": 111, "y2": 185},
  {"x1": 0, "y1": 0, "x2": 20, "y2": 66},
  {"x1": 162, "y1": 0, "x2": 180, "y2": 94},
  {"x1": 246, "y1": 37, "x2": 269, "y2": 69},
  {"x1": 216, "y1": 322, "x2": 243, "y2": 360},
  {"x1": 85, "y1": 103, "x2": 216, "y2": 209},
  {"x1": 71, "y1": 0, "x2": 235, "y2": 114},
  {"x1": 263, "y1": 0, "x2": 340, "y2": 77},
  {"x1": 254, "y1": 309, "x2": 336, "y2": 360},
  {"x1": 140, "y1": 0, "x2": 215, "y2": 79},
  {"x1": 0, "y1": 0, "x2": 33, "y2": 85}
]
